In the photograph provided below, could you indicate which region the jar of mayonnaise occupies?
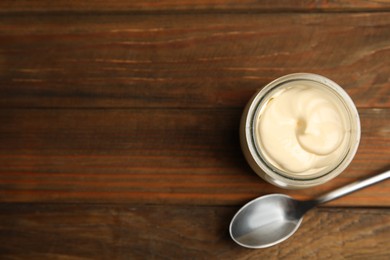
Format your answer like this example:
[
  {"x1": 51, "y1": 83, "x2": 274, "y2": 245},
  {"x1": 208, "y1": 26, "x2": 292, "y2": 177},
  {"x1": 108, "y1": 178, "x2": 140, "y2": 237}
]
[{"x1": 240, "y1": 73, "x2": 360, "y2": 189}]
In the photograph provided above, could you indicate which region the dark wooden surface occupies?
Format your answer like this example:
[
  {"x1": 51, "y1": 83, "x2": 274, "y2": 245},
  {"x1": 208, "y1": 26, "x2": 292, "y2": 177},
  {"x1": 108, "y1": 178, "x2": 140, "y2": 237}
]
[
  {"x1": 0, "y1": 1, "x2": 389, "y2": 259},
  {"x1": 0, "y1": 204, "x2": 389, "y2": 259}
]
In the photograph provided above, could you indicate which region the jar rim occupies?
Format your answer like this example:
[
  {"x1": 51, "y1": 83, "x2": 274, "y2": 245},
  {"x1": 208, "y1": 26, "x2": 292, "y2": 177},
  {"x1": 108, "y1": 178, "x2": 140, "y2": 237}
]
[{"x1": 241, "y1": 73, "x2": 361, "y2": 188}]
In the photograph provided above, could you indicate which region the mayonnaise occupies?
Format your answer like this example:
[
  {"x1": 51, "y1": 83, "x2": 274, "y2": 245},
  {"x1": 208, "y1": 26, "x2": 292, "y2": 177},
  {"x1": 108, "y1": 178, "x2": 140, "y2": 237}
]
[{"x1": 255, "y1": 83, "x2": 351, "y2": 175}]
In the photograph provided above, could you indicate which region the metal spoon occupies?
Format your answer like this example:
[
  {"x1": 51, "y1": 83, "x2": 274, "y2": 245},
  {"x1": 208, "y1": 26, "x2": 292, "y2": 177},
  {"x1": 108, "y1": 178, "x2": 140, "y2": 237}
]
[{"x1": 229, "y1": 170, "x2": 390, "y2": 248}]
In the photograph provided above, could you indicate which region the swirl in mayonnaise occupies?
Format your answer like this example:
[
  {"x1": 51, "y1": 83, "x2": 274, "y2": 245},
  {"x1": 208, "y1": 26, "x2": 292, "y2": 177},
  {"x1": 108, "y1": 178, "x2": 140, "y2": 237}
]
[{"x1": 255, "y1": 83, "x2": 351, "y2": 175}]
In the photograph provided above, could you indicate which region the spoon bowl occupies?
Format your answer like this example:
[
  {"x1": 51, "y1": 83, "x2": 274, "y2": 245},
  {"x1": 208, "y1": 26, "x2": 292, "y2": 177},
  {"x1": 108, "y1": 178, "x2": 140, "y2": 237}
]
[{"x1": 230, "y1": 194, "x2": 303, "y2": 248}]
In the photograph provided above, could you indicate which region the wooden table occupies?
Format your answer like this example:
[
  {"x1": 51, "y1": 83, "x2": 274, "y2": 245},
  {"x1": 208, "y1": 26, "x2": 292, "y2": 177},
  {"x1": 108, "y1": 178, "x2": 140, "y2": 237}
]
[{"x1": 1, "y1": 1, "x2": 389, "y2": 258}]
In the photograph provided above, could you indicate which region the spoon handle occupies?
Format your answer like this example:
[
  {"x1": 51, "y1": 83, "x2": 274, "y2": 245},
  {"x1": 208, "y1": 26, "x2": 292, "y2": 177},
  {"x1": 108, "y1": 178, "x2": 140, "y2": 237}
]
[{"x1": 316, "y1": 170, "x2": 390, "y2": 205}]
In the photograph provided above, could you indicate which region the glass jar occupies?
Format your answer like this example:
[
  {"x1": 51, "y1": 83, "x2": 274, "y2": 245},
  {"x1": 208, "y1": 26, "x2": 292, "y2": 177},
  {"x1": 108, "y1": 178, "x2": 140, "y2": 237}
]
[{"x1": 240, "y1": 73, "x2": 361, "y2": 189}]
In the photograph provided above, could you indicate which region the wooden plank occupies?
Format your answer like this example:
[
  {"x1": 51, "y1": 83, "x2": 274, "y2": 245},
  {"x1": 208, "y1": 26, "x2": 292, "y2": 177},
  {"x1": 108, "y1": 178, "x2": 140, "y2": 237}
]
[
  {"x1": 0, "y1": 108, "x2": 388, "y2": 206},
  {"x1": 0, "y1": 204, "x2": 388, "y2": 259},
  {"x1": 0, "y1": 13, "x2": 389, "y2": 109},
  {"x1": 1, "y1": 0, "x2": 390, "y2": 13}
]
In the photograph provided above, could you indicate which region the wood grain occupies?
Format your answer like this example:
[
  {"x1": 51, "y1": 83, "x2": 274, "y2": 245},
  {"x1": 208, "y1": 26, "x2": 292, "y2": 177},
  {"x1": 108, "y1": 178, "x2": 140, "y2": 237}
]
[
  {"x1": 0, "y1": 204, "x2": 388, "y2": 259},
  {"x1": 1, "y1": 0, "x2": 390, "y2": 13},
  {"x1": 0, "y1": 108, "x2": 388, "y2": 206},
  {"x1": 0, "y1": 14, "x2": 389, "y2": 260},
  {"x1": 1, "y1": 1, "x2": 389, "y2": 259},
  {"x1": 1, "y1": 13, "x2": 389, "y2": 109}
]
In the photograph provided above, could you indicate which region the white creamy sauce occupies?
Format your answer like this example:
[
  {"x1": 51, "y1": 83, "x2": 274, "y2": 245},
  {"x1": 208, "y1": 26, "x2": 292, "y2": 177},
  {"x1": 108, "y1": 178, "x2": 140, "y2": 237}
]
[{"x1": 255, "y1": 83, "x2": 350, "y2": 175}]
